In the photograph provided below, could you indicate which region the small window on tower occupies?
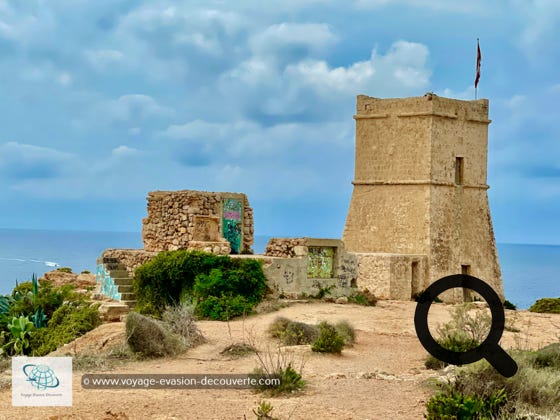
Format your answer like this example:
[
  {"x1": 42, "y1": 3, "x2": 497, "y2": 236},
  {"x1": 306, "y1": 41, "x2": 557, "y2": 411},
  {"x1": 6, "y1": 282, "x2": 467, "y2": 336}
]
[{"x1": 455, "y1": 157, "x2": 464, "y2": 185}]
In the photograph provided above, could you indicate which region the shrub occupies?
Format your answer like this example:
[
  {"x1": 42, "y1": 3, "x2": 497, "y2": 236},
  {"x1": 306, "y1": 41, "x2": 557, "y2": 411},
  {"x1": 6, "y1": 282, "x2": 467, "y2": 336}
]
[
  {"x1": 427, "y1": 346, "x2": 560, "y2": 418},
  {"x1": 529, "y1": 297, "x2": 560, "y2": 314},
  {"x1": 56, "y1": 267, "x2": 73, "y2": 273},
  {"x1": 267, "y1": 317, "x2": 318, "y2": 345},
  {"x1": 253, "y1": 364, "x2": 305, "y2": 396},
  {"x1": 503, "y1": 299, "x2": 517, "y2": 310},
  {"x1": 529, "y1": 343, "x2": 560, "y2": 369},
  {"x1": 133, "y1": 250, "x2": 267, "y2": 317},
  {"x1": 425, "y1": 387, "x2": 507, "y2": 420},
  {"x1": 125, "y1": 312, "x2": 185, "y2": 358},
  {"x1": 348, "y1": 289, "x2": 378, "y2": 306},
  {"x1": 252, "y1": 400, "x2": 277, "y2": 420},
  {"x1": 312, "y1": 321, "x2": 345, "y2": 354},
  {"x1": 195, "y1": 294, "x2": 253, "y2": 321},
  {"x1": 424, "y1": 304, "x2": 488, "y2": 370},
  {"x1": 334, "y1": 320, "x2": 356, "y2": 345},
  {"x1": 161, "y1": 302, "x2": 204, "y2": 347},
  {"x1": 29, "y1": 303, "x2": 101, "y2": 356},
  {"x1": 220, "y1": 343, "x2": 256, "y2": 358}
]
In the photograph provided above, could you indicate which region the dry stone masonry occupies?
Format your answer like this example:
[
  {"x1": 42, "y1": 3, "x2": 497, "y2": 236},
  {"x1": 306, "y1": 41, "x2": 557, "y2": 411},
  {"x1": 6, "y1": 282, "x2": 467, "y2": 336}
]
[{"x1": 142, "y1": 190, "x2": 254, "y2": 254}]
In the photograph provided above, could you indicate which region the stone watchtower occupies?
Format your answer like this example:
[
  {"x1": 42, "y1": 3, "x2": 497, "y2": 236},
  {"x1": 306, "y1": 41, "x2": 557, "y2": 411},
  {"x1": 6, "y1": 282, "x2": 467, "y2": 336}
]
[{"x1": 343, "y1": 94, "x2": 503, "y2": 302}]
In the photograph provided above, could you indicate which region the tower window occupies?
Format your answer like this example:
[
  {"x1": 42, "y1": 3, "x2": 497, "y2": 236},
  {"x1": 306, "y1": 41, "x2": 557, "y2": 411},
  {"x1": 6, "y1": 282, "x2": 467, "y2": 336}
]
[{"x1": 455, "y1": 157, "x2": 464, "y2": 185}]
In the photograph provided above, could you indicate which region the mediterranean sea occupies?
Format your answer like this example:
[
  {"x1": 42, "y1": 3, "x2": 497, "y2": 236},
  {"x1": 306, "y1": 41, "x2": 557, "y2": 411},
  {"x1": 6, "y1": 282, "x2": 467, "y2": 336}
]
[{"x1": 0, "y1": 229, "x2": 557, "y2": 309}]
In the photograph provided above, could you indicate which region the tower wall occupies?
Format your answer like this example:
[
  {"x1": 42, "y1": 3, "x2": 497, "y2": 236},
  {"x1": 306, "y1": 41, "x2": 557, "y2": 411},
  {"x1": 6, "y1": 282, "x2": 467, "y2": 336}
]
[{"x1": 343, "y1": 94, "x2": 503, "y2": 301}]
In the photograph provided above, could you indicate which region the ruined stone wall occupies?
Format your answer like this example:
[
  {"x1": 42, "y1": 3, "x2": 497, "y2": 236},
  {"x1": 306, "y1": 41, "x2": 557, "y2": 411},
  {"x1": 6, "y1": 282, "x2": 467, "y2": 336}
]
[
  {"x1": 101, "y1": 249, "x2": 158, "y2": 276},
  {"x1": 264, "y1": 238, "x2": 306, "y2": 257},
  {"x1": 142, "y1": 190, "x2": 254, "y2": 254}
]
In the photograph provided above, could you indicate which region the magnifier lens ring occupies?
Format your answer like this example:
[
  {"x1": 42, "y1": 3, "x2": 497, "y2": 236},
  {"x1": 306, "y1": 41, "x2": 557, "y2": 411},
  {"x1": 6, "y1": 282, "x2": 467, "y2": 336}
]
[{"x1": 414, "y1": 274, "x2": 505, "y2": 365}]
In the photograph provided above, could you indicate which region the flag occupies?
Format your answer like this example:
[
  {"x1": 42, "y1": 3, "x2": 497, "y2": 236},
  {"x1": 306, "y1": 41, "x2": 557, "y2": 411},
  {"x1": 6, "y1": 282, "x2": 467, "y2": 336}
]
[{"x1": 474, "y1": 39, "x2": 481, "y2": 89}]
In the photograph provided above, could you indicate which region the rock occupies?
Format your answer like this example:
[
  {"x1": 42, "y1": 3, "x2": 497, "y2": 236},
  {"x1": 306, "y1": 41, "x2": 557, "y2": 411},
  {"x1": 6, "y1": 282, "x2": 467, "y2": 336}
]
[
  {"x1": 336, "y1": 297, "x2": 348, "y2": 304},
  {"x1": 98, "y1": 302, "x2": 129, "y2": 322}
]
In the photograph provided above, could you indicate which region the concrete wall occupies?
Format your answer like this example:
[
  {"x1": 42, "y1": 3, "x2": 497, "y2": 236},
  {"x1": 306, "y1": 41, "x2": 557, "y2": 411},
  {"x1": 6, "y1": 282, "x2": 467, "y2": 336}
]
[
  {"x1": 261, "y1": 238, "x2": 358, "y2": 298},
  {"x1": 343, "y1": 94, "x2": 503, "y2": 302}
]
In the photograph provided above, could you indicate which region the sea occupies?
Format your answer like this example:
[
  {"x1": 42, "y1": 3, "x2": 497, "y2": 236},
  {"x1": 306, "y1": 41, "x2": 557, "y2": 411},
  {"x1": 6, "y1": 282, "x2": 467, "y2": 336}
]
[{"x1": 0, "y1": 229, "x2": 557, "y2": 310}]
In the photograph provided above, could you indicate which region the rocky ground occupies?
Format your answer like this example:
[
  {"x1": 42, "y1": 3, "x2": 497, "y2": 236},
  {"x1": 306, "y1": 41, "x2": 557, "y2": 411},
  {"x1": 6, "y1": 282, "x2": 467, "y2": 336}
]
[{"x1": 0, "y1": 300, "x2": 558, "y2": 420}]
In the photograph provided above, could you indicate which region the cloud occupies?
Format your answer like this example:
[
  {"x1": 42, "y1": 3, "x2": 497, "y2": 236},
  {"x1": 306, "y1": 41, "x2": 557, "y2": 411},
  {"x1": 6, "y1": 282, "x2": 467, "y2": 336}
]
[
  {"x1": 85, "y1": 49, "x2": 124, "y2": 70},
  {"x1": 95, "y1": 94, "x2": 174, "y2": 124},
  {"x1": 0, "y1": 142, "x2": 75, "y2": 181}
]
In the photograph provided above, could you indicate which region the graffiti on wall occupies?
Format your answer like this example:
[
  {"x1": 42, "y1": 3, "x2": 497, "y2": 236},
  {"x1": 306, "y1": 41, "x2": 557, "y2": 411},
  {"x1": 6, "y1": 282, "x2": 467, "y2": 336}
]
[
  {"x1": 307, "y1": 247, "x2": 335, "y2": 279},
  {"x1": 222, "y1": 198, "x2": 243, "y2": 254}
]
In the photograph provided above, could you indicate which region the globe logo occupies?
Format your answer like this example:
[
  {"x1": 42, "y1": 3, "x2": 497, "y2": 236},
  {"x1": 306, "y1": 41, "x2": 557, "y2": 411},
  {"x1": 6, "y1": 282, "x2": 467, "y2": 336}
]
[{"x1": 23, "y1": 364, "x2": 60, "y2": 390}]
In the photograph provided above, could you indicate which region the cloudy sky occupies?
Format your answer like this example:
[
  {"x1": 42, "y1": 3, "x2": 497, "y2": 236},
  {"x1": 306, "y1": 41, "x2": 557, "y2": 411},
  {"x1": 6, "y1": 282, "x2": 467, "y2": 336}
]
[{"x1": 0, "y1": 1, "x2": 559, "y2": 244}]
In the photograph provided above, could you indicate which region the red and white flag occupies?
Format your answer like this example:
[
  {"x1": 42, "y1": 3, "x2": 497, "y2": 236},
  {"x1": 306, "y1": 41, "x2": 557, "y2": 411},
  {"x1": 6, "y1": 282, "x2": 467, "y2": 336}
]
[{"x1": 474, "y1": 39, "x2": 481, "y2": 89}]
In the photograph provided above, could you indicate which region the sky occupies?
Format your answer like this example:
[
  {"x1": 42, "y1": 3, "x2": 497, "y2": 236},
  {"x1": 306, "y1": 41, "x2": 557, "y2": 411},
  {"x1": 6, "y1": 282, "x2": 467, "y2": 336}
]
[{"x1": 0, "y1": 0, "x2": 559, "y2": 244}]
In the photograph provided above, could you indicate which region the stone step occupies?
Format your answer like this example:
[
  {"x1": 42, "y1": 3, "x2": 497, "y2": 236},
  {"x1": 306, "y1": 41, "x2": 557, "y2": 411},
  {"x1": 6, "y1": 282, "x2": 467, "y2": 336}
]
[
  {"x1": 105, "y1": 263, "x2": 127, "y2": 271},
  {"x1": 117, "y1": 284, "x2": 134, "y2": 294},
  {"x1": 120, "y1": 292, "x2": 136, "y2": 301},
  {"x1": 112, "y1": 277, "x2": 134, "y2": 286},
  {"x1": 106, "y1": 269, "x2": 129, "y2": 278},
  {"x1": 122, "y1": 300, "x2": 136, "y2": 308}
]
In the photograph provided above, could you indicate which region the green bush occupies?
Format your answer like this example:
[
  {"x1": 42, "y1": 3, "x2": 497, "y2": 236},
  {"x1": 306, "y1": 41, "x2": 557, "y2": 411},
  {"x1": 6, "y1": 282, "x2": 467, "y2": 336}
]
[
  {"x1": 195, "y1": 294, "x2": 253, "y2": 321},
  {"x1": 29, "y1": 303, "x2": 101, "y2": 356},
  {"x1": 253, "y1": 364, "x2": 305, "y2": 396},
  {"x1": 503, "y1": 299, "x2": 517, "y2": 310},
  {"x1": 133, "y1": 250, "x2": 267, "y2": 317},
  {"x1": 56, "y1": 267, "x2": 73, "y2": 273},
  {"x1": 529, "y1": 343, "x2": 560, "y2": 369},
  {"x1": 427, "y1": 346, "x2": 560, "y2": 418},
  {"x1": 425, "y1": 388, "x2": 507, "y2": 420},
  {"x1": 529, "y1": 297, "x2": 560, "y2": 314},
  {"x1": 125, "y1": 312, "x2": 185, "y2": 358},
  {"x1": 312, "y1": 321, "x2": 345, "y2": 354},
  {"x1": 267, "y1": 317, "x2": 318, "y2": 345},
  {"x1": 335, "y1": 320, "x2": 356, "y2": 345}
]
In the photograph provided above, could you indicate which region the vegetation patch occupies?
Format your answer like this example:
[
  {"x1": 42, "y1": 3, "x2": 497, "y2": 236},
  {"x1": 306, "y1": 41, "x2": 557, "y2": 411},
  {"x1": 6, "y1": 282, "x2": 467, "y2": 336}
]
[
  {"x1": 220, "y1": 342, "x2": 256, "y2": 358},
  {"x1": 426, "y1": 346, "x2": 560, "y2": 418},
  {"x1": 348, "y1": 289, "x2": 378, "y2": 306},
  {"x1": 334, "y1": 320, "x2": 356, "y2": 345},
  {"x1": 133, "y1": 250, "x2": 268, "y2": 319},
  {"x1": 424, "y1": 303, "x2": 490, "y2": 370},
  {"x1": 529, "y1": 297, "x2": 560, "y2": 314},
  {"x1": 0, "y1": 273, "x2": 100, "y2": 358},
  {"x1": 268, "y1": 317, "x2": 318, "y2": 345},
  {"x1": 311, "y1": 321, "x2": 345, "y2": 354},
  {"x1": 125, "y1": 312, "x2": 185, "y2": 358}
]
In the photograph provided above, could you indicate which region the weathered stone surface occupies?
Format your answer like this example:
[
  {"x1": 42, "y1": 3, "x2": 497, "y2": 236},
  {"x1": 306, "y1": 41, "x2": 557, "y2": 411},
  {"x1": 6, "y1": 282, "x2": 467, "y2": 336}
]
[
  {"x1": 101, "y1": 249, "x2": 158, "y2": 277},
  {"x1": 98, "y1": 302, "x2": 129, "y2": 322},
  {"x1": 42, "y1": 270, "x2": 96, "y2": 290},
  {"x1": 142, "y1": 190, "x2": 254, "y2": 254},
  {"x1": 343, "y1": 94, "x2": 503, "y2": 303}
]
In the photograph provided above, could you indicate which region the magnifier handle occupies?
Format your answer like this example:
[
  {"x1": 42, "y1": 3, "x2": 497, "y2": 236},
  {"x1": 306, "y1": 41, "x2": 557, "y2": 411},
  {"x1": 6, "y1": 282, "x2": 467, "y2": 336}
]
[{"x1": 484, "y1": 345, "x2": 518, "y2": 378}]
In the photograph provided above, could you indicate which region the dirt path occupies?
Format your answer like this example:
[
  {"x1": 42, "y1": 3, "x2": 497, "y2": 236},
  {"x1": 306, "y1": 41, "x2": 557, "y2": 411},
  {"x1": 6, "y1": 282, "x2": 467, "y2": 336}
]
[{"x1": 1, "y1": 301, "x2": 558, "y2": 419}]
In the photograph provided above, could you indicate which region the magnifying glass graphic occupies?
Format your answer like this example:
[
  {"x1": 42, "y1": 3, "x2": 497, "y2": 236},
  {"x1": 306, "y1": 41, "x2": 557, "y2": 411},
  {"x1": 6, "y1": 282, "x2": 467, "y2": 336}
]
[{"x1": 414, "y1": 274, "x2": 518, "y2": 378}]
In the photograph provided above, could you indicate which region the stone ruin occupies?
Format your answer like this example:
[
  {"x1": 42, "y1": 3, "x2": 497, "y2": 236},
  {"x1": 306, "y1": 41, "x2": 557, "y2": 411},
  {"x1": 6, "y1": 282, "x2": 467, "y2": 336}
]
[
  {"x1": 97, "y1": 93, "x2": 504, "y2": 306},
  {"x1": 142, "y1": 190, "x2": 254, "y2": 254}
]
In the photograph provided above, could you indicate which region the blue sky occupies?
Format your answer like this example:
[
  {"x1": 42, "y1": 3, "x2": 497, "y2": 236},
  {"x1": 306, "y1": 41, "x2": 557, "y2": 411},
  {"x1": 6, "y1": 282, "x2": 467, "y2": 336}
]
[{"x1": 0, "y1": 0, "x2": 559, "y2": 244}]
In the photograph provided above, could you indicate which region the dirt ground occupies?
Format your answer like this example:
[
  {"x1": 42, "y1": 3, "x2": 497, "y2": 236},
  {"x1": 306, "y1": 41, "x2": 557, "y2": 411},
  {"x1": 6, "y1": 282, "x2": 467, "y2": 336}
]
[{"x1": 1, "y1": 301, "x2": 559, "y2": 420}]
